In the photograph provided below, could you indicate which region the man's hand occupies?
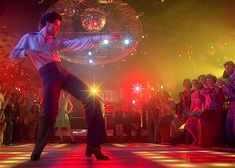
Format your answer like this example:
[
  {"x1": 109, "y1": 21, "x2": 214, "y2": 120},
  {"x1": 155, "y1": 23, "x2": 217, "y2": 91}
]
[{"x1": 24, "y1": 50, "x2": 48, "y2": 62}]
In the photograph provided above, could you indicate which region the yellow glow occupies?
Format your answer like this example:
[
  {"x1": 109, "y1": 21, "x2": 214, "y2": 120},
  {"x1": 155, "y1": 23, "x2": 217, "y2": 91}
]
[
  {"x1": 113, "y1": 144, "x2": 127, "y2": 147},
  {"x1": 179, "y1": 124, "x2": 185, "y2": 130},
  {"x1": 160, "y1": 159, "x2": 179, "y2": 163},
  {"x1": 170, "y1": 163, "x2": 197, "y2": 167},
  {"x1": 209, "y1": 163, "x2": 235, "y2": 167},
  {"x1": 147, "y1": 143, "x2": 167, "y2": 147},
  {"x1": 222, "y1": 154, "x2": 235, "y2": 157},
  {"x1": 134, "y1": 151, "x2": 150, "y2": 154},
  {"x1": 148, "y1": 156, "x2": 168, "y2": 159},
  {"x1": 89, "y1": 83, "x2": 103, "y2": 96},
  {"x1": 7, "y1": 156, "x2": 30, "y2": 160},
  {"x1": 53, "y1": 144, "x2": 68, "y2": 148},
  {"x1": 14, "y1": 144, "x2": 33, "y2": 147},
  {"x1": 199, "y1": 150, "x2": 235, "y2": 157},
  {"x1": 153, "y1": 151, "x2": 169, "y2": 154},
  {"x1": 135, "y1": 152, "x2": 198, "y2": 168},
  {"x1": 0, "y1": 152, "x2": 25, "y2": 154},
  {"x1": 134, "y1": 148, "x2": 235, "y2": 168},
  {"x1": 91, "y1": 88, "x2": 97, "y2": 94},
  {"x1": 0, "y1": 160, "x2": 24, "y2": 164},
  {"x1": 0, "y1": 152, "x2": 48, "y2": 166},
  {"x1": 141, "y1": 153, "x2": 156, "y2": 156},
  {"x1": 0, "y1": 166, "x2": 8, "y2": 168}
]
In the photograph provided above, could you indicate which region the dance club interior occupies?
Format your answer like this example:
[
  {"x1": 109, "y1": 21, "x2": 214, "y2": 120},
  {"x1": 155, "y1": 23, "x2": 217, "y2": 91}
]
[{"x1": 1, "y1": 0, "x2": 235, "y2": 167}]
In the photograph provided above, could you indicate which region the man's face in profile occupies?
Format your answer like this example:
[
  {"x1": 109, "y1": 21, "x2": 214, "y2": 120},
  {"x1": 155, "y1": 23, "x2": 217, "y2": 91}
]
[
  {"x1": 46, "y1": 19, "x2": 61, "y2": 37},
  {"x1": 224, "y1": 64, "x2": 234, "y2": 76}
]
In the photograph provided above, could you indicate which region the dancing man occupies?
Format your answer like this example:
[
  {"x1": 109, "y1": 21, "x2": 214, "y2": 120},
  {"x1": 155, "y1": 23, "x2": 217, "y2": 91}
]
[{"x1": 9, "y1": 11, "x2": 115, "y2": 161}]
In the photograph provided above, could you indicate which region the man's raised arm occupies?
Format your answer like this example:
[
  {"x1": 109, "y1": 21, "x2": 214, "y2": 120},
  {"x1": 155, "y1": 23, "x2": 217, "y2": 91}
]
[{"x1": 58, "y1": 34, "x2": 119, "y2": 52}]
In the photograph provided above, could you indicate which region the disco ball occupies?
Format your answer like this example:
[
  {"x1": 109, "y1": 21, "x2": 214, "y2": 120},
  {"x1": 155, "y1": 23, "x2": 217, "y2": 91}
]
[
  {"x1": 48, "y1": 0, "x2": 143, "y2": 65},
  {"x1": 81, "y1": 8, "x2": 106, "y2": 32}
]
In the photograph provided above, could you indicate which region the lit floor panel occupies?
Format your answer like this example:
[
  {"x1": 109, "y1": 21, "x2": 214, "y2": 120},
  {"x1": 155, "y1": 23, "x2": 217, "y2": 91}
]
[{"x1": 0, "y1": 143, "x2": 235, "y2": 168}]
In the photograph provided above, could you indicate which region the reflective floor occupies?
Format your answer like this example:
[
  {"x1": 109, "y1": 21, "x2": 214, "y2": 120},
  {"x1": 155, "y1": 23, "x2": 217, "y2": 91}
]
[{"x1": 0, "y1": 143, "x2": 235, "y2": 168}]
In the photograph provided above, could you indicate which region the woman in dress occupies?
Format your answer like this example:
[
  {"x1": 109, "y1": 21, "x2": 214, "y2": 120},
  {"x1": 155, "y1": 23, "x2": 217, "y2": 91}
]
[
  {"x1": 55, "y1": 92, "x2": 74, "y2": 143},
  {"x1": 185, "y1": 79, "x2": 204, "y2": 145}
]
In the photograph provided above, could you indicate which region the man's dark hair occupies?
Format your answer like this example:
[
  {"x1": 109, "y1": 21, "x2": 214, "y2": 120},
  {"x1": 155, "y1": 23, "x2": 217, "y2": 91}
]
[
  {"x1": 40, "y1": 11, "x2": 62, "y2": 29},
  {"x1": 224, "y1": 61, "x2": 235, "y2": 68},
  {"x1": 183, "y1": 79, "x2": 192, "y2": 87},
  {"x1": 206, "y1": 74, "x2": 217, "y2": 83}
]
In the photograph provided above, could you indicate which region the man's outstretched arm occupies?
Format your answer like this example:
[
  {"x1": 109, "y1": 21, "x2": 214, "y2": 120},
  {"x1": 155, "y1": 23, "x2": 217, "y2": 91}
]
[{"x1": 58, "y1": 34, "x2": 120, "y2": 52}]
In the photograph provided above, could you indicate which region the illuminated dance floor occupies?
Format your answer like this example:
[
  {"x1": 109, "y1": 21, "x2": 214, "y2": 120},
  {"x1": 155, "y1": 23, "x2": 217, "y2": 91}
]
[{"x1": 0, "y1": 143, "x2": 235, "y2": 168}]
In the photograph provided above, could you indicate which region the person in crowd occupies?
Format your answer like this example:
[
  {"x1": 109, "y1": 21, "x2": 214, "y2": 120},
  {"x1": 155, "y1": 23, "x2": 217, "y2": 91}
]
[
  {"x1": 10, "y1": 93, "x2": 21, "y2": 144},
  {"x1": 224, "y1": 61, "x2": 235, "y2": 147},
  {"x1": 158, "y1": 92, "x2": 176, "y2": 144},
  {"x1": 123, "y1": 105, "x2": 142, "y2": 141},
  {"x1": 198, "y1": 74, "x2": 225, "y2": 147},
  {"x1": 18, "y1": 97, "x2": 30, "y2": 143},
  {"x1": 131, "y1": 107, "x2": 142, "y2": 140},
  {"x1": 0, "y1": 109, "x2": 6, "y2": 145},
  {"x1": 0, "y1": 81, "x2": 6, "y2": 145},
  {"x1": 185, "y1": 79, "x2": 204, "y2": 145},
  {"x1": 113, "y1": 103, "x2": 124, "y2": 142},
  {"x1": 0, "y1": 81, "x2": 5, "y2": 110},
  {"x1": 55, "y1": 92, "x2": 75, "y2": 143},
  {"x1": 146, "y1": 91, "x2": 160, "y2": 143},
  {"x1": 198, "y1": 75, "x2": 207, "y2": 89},
  {"x1": 3, "y1": 93, "x2": 19, "y2": 145},
  {"x1": 27, "y1": 104, "x2": 41, "y2": 142},
  {"x1": 169, "y1": 79, "x2": 192, "y2": 144},
  {"x1": 123, "y1": 105, "x2": 134, "y2": 141}
]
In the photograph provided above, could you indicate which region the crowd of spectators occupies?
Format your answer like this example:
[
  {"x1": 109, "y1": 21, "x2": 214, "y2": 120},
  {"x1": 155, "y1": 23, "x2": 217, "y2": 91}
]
[{"x1": 1, "y1": 61, "x2": 235, "y2": 148}]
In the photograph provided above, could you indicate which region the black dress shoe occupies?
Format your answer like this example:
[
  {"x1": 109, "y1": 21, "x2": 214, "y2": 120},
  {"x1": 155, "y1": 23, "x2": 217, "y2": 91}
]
[
  {"x1": 30, "y1": 154, "x2": 41, "y2": 161},
  {"x1": 85, "y1": 145, "x2": 110, "y2": 160},
  {"x1": 94, "y1": 154, "x2": 110, "y2": 160}
]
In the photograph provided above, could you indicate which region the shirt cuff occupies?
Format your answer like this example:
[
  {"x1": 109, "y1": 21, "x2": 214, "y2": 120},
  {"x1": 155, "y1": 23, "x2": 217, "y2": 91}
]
[{"x1": 19, "y1": 50, "x2": 27, "y2": 58}]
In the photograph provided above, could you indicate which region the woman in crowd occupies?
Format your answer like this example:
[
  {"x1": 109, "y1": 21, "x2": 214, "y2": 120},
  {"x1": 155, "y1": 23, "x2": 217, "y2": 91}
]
[
  {"x1": 159, "y1": 92, "x2": 176, "y2": 144},
  {"x1": 113, "y1": 103, "x2": 124, "y2": 142},
  {"x1": 185, "y1": 79, "x2": 204, "y2": 145},
  {"x1": 55, "y1": 92, "x2": 75, "y2": 143},
  {"x1": 198, "y1": 74, "x2": 225, "y2": 147},
  {"x1": 27, "y1": 104, "x2": 41, "y2": 142}
]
